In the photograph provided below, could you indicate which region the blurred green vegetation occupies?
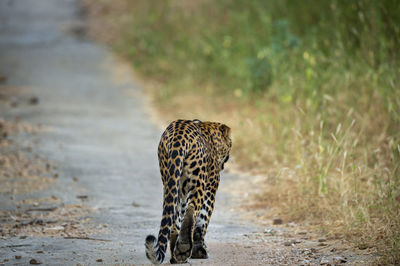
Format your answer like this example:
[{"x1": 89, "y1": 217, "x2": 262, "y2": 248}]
[
  {"x1": 107, "y1": 0, "x2": 400, "y2": 263},
  {"x1": 118, "y1": 0, "x2": 399, "y2": 124}
]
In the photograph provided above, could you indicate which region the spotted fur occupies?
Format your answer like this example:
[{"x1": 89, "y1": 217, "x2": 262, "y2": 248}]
[{"x1": 145, "y1": 119, "x2": 232, "y2": 264}]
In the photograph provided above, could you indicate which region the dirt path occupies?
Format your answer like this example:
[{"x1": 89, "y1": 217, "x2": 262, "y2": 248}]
[{"x1": 0, "y1": 0, "x2": 376, "y2": 265}]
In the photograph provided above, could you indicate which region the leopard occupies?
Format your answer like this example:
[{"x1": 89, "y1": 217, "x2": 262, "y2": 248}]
[{"x1": 145, "y1": 119, "x2": 232, "y2": 265}]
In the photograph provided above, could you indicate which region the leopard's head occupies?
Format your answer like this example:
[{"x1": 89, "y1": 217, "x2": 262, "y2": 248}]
[{"x1": 208, "y1": 122, "x2": 232, "y2": 171}]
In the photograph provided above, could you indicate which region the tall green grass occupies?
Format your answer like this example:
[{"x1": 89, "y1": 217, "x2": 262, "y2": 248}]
[
  {"x1": 117, "y1": 1, "x2": 399, "y2": 120},
  {"x1": 94, "y1": 0, "x2": 400, "y2": 262}
]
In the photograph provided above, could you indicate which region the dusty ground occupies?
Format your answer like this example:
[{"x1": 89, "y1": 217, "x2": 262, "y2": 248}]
[{"x1": 0, "y1": 0, "x2": 378, "y2": 265}]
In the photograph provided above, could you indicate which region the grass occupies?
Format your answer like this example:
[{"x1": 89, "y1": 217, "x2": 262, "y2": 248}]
[{"x1": 83, "y1": 0, "x2": 400, "y2": 263}]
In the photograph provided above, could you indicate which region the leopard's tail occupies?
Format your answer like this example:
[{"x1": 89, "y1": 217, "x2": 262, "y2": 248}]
[
  {"x1": 145, "y1": 151, "x2": 183, "y2": 265},
  {"x1": 145, "y1": 234, "x2": 163, "y2": 264}
]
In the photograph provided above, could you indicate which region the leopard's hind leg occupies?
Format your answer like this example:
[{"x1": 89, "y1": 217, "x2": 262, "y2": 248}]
[
  {"x1": 173, "y1": 204, "x2": 197, "y2": 263},
  {"x1": 191, "y1": 201, "x2": 212, "y2": 259},
  {"x1": 191, "y1": 175, "x2": 219, "y2": 259},
  {"x1": 172, "y1": 180, "x2": 206, "y2": 263},
  {"x1": 191, "y1": 215, "x2": 209, "y2": 259}
]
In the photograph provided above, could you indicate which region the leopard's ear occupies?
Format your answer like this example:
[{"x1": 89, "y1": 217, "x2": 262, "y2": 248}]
[{"x1": 220, "y1": 124, "x2": 231, "y2": 140}]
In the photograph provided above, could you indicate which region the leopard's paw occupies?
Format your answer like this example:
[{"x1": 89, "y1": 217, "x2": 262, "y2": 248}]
[
  {"x1": 191, "y1": 243, "x2": 208, "y2": 259},
  {"x1": 173, "y1": 241, "x2": 192, "y2": 263}
]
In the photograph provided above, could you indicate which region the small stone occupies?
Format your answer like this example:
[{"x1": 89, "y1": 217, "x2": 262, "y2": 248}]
[
  {"x1": 264, "y1": 228, "x2": 276, "y2": 236},
  {"x1": 318, "y1": 242, "x2": 328, "y2": 246},
  {"x1": 29, "y1": 258, "x2": 41, "y2": 264},
  {"x1": 29, "y1": 96, "x2": 39, "y2": 105},
  {"x1": 310, "y1": 248, "x2": 317, "y2": 253},
  {"x1": 44, "y1": 226, "x2": 64, "y2": 232},
  {"x1": 96, "y1": 259, "x2": 103, "y2": 262},
  {"x1": 273, "y1": 218, "x2": 283, "y2": 225},
  {"x1": 283, "y1": 241, "x2": 292, "y2": 246},
  {"x1": 77, "y1": 195, "x2": 88, "y2": 200},
  {"x1": 36, "y1": 251, "x2": 44, "y2": 254},
  {"x1": 0, "y1": 75, "x2": 7, "y2": 83},
  {"x1": 15, "y1": 255, "x2": 21, "y2": 259},
  {"x1": 358, "y1": 243, "x2": 368, "y2": 250},
  {"x1": 294, "y1": 239, "x2": 302, "y2": 244},
  {"x1": 333, "y1": 256, "x2": 347, "y2": 263},
  {"x1": 300, "y1": 259, "x2": 310, "y2": 266},
  {"x1": 320, "y1": 257, "x2": 330, "y2": 265}
]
